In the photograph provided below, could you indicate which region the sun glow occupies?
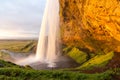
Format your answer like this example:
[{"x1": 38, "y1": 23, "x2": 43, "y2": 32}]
[
  {"x1": 0, "y1": 30, "x2": 16, "y2": 38},
  {"x1": 0, "y1": 30, "x2": 37, "y2": 39}
]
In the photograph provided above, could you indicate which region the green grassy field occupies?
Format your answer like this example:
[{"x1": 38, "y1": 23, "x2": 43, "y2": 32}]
[
  {"x1": 0, "y1": 60, "x2": 118, "y2": 80},
  {"x1": 0, "y1": 60, "x2": 120, "y2": 80},
  {"x1": 0, "y1": 40, "x2": 37, "y2": 53}
]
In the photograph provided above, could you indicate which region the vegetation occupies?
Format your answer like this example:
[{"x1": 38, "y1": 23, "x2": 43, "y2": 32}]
[
  {"x1": 0, "y1": 0, "x2": 120, "y2": 79},
  {"x1": 0, "y1": 60, "x2": 21, "y2": 68},
  {"x1": 0, "y1": 68, "x2": 115, "y2": 80},
  {"x1": 0, "y1": 40, "x2": 119, "y2": 80},
  {"x1": 0, "y1": 60, "x2": 119, "y2": 80},
  {"x1": 78, "y1": 51, "x2": 114, "y2": 70},
  {"x1": 59, "y1": 0, "x2": 120, "y2": 79},
  {"x1": 0, "y1": 40, "x2": 37, "y2": 53},
  {"x1": 67, "y1": 47, "x2": 88, "y2": 64},
  {"x1": 0, "y1": 51, "x2": 12, "y2": 61}
]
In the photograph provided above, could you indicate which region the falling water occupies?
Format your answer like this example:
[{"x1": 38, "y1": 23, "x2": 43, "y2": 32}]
[
  {"x1": 36, "y1": 0, "x2": 60, "y2": 65},
  {"x1": 14, "y1": 0, "x2": 60, "y2": 67}
]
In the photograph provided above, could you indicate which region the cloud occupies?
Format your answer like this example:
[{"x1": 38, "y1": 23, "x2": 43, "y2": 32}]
[{"x1": 0, "y1": 0, "x2": 46, "y2": 39}]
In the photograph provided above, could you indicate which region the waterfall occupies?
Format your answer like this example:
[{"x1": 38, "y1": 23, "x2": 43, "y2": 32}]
[
  {"x1": 36, "y1": 0, "x2": 60, "y2": 64},
  {"x1": 14, "y1": 0, "x2": 60, "y2": 67}
]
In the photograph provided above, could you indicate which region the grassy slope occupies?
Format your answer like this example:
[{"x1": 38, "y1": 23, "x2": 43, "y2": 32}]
[
  {"x1": 66, "y1": 47, "x2": 114, "y2": 70},
  {"x1": 67, "y1": 47, "x2": 88, "y2": 64},
  {"x1": 0, "y1": 60, "x2": 118, "y2": 80},
  {"x1": 78, "y1": 52, "x2": 114, "y2": 69}
]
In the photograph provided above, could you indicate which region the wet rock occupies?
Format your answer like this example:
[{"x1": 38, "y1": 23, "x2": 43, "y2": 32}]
[{"x1": 60, "y1": 0, "x2": 120, "y2": 53}]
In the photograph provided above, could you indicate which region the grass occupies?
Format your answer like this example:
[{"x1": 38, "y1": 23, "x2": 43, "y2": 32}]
[
  {"x1": 67, "y1": 47, "x2": 88, "y2": 64},
  {"x1": 0, "y1": 68, "x2": 115, "y2": 80},
  {"x1": 0, "y1": 60, "x2": 20, "y2": 68},
  {"x1": 0, "y1": 40, "x2": 119, "y2": 80},
  {"x1": 20, "y1": 41, "x2": 37, "y2": 53},
  {"x1": 0, "y1": 40, "x2": 37, "y2": 53},
  {"x1": 78, "y1": 51, "x2": 114, "y2": 69},
  {"x1": 0, "y1": 59, "x2": 118, "y2": 80}
]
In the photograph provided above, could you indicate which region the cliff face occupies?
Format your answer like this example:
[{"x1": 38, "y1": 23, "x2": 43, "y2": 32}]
[{"x1": 60, "y1": 0, "x2": 120, "y2": 53}]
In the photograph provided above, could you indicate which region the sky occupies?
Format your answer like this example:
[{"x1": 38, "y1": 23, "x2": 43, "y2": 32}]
[{"x1": 0, "y1": 0, "x2": 46, "y2": 39}]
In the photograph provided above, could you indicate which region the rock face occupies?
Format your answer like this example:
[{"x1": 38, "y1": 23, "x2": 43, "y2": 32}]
[{"x1": 60, "y1": 0, "x2": 120, "y2": 53}]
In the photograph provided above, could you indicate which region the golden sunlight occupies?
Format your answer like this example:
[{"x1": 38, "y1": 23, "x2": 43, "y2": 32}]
[{"x1": 0, "y1": 30, "x2": 34, "y2": 39}]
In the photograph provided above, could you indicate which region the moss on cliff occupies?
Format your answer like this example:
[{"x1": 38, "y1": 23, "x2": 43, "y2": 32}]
[
  {"x1": 67, "y1": 47, "x2": 88, "y2": 64},
  {"x1": 78, "y1": 51, "x2": 114, "y2": 70}
]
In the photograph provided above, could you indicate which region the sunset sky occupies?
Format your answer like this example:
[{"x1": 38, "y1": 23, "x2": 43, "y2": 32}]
[{"x1": 0, "y1": 0, "x2": 46, "y2": 39}]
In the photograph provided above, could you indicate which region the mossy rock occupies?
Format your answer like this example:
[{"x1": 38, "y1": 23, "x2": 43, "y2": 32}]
[
  {"x1": 24, "y1": 65, "x2": 32, "y2": 69},
  {"x1": 67, "y1": 47, "x2": 88, "y2": 64},
  {"x1": 78, "y1": 51, "x2": 114, "y2": 70}
]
